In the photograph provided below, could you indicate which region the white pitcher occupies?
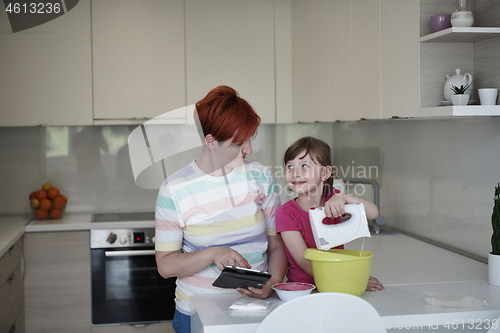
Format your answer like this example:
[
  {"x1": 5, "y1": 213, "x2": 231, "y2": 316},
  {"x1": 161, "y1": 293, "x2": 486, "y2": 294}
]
[{"x1": 444, "y1": 69, "x2": 473, "y2": 101}]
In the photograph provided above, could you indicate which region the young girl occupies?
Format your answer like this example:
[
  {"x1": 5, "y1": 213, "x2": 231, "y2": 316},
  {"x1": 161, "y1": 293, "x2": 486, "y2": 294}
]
[{"x1": 276, "y1": 137, "x2": 384, "y2": 291}]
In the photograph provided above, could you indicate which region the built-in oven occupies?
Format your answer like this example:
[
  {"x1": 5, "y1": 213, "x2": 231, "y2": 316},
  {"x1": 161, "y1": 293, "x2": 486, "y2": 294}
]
[{"x1": 90, "y1": 228, "x2": 176, "y2": 326}]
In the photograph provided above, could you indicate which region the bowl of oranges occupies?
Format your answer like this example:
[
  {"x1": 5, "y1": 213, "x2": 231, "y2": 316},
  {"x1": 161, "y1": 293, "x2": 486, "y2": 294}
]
[{"x1": 29, "y1": 183, "x2": 67, "y2": 220}]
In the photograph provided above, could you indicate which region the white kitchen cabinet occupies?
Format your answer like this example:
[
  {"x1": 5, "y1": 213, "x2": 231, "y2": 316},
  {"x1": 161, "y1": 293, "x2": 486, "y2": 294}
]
[
  {"x1": 0, "y1": 0, "x2": 92, "y2": 126},
  {"x1": 291, "y1": 0, "x2": 382, "y2": 122},
  {"x1": 380, "y1": 0, "x2": 419, "y2": 119},
  {"x1": 291, "y1": 0, "x2": 337, "y2": 123},
  {"x1": 24, "y1": 231, "x2": 91, "y2": 333},
  {"x1": 92, "y1": 0, "x2": 186, "y2": 124},
  {"x1": 185, "y1": 0, "x2": 276, "y2": 124},
  {"x1": 347, "y1": 0, "x2": 381, "y2": 121},
  {"x1": 274, "y1": 0, "x2": 293, "y2": 124},
  {"x1": 418, "y1": 0, "x2": 500, "y2": 117},
  {"x1": 0, "y1": 239, "x2": 24, "y2": 333}
]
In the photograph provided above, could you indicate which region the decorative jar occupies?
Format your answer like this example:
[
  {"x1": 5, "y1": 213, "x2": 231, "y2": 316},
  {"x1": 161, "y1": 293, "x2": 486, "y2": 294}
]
[{"x1": 451, "y1": 0, "x2": 473, "y2": 27}]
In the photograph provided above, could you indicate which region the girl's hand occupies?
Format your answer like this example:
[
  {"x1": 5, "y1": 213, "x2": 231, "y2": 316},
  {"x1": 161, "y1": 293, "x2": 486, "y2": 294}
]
[
  {"x1": 212, "y1": 247, "x2": 251, "y2": 271},
  {"x1": 366, "y1": 276, "x2": 384, "y2": 291},
  {"x1": 324, "y1": 193, "x2": 346, "y2": 218}
]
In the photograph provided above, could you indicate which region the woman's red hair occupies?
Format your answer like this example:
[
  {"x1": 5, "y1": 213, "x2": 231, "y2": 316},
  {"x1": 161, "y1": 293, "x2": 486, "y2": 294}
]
[{"x1": 195, "y1": 85, "x2": 261, "y2": 143}]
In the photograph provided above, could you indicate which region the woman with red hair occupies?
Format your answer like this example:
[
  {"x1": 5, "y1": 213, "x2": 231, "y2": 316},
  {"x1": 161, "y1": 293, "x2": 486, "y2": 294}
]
[{"x1": 155, "y1": 86, "x2": 287, "y2": 333}]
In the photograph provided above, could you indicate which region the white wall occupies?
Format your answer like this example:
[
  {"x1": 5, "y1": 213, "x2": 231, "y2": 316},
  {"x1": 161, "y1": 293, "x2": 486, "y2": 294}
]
[{"x1": 333, "y1": 118, "x2": 500, "y2": 260}]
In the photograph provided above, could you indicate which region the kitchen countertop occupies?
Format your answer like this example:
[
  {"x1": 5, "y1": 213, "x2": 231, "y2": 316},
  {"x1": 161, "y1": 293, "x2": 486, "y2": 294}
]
[
  {"x1": 0, "y1": 213, "x2": 156, "y2": 258},
  {"x1": 191, "y1": 233, "x2": 500, "y2": 333},
  {"x1": 192, "y1": 282, "x2": 500, "y2": 333},
  {"x1": 344, "y1": 234, "x2": 487, "y2": 284},
  {"x1": 0, "y1": 216, "x2": 30, "y2": 258},
  {"x1": 25, "y1": 213, "x2": 155, "y2": 232}
]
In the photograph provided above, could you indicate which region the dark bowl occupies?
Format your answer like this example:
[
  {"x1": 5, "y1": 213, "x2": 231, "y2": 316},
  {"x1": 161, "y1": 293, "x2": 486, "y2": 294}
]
[{"x1": 431, "y1": 14, "x2": 452, "y2": 32}]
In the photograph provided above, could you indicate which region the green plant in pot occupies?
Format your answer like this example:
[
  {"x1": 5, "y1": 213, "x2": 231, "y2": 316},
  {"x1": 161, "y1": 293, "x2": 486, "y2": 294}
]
[
  {"x1": 489, "y1": 183, "x2": 500, "y2": 286},
  {"x1": 450, "y1": 84, "x2": 470, "y2": 106}
]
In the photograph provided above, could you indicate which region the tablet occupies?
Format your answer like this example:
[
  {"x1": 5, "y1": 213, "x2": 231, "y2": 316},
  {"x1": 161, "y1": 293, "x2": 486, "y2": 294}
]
[{"x1": 212, "y1": 266, "x2": 272, "y2": 289}]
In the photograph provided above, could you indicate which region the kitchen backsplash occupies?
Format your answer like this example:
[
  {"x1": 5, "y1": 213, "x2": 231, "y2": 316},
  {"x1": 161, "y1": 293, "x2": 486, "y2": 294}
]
[
  {"x1": 333, "y1": 118, "x2": 500, "y2": 260},
  {"x1": 0, "y1": 123, "x2": 333, "y2": 216},
  {"x1": 1, "y1": 119, "x2": 498, "y2": 259}
]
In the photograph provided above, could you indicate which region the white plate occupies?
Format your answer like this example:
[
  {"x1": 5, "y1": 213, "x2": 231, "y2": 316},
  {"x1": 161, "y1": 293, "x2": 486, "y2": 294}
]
[{"x1": 440, "y1": 100, "x2": 476, "y2": 106}]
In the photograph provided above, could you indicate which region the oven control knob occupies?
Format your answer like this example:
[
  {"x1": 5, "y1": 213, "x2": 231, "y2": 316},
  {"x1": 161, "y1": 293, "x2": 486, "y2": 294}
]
[
  {"x1": 119, "y1": 237, "x2": 127, "y2": 245},
  {"x1": 106, "y1": 233, "x2": 117, "y2": 244}
]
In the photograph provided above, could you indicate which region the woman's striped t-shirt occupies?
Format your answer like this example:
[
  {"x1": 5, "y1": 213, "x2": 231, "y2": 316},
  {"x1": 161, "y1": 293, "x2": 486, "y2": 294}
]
[{"x1": 155, "y1": 159, "x2": 281, "y2": 315}]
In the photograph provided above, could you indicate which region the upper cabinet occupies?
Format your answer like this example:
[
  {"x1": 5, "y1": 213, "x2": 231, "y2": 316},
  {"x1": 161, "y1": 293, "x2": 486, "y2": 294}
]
[
  {"x1": 380, "y1": 0, "x2": 419, "y2": 119},
  {"x1": 185, "y1": 0, "x2": 277, "y2": 124},
  {"x1": 418, "y1": 0, "x2": 500, "y2": 117},
  {"x1": 12, "y1": 1, "x2": 497, "y2": 125},
  {"x1": 92, "y1": 0, "x2": 186, "y2": 124},
  {"x1": 291, "y1": 0, "x2": 419, "y2": 122},
  {"x1": 0, "y1": 0, "x2": 93, "y2": 126},
  {"x1": 291, "y1": 0, "x2": 352, "y2": 122},
  {"x1": 0, "y1": 0, "x2": 282, "y2": 126}
]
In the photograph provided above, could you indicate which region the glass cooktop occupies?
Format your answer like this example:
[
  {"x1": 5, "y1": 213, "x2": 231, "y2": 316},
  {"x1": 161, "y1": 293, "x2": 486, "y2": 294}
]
[{"x1": 91, "y1": 212, "x2": 155, "y2": 223}]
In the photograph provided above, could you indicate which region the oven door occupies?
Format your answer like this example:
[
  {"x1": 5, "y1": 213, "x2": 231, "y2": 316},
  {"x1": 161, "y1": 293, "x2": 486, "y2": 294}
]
[{"x1": 91, "y1": 247, "x2": 176, "y2": 325}]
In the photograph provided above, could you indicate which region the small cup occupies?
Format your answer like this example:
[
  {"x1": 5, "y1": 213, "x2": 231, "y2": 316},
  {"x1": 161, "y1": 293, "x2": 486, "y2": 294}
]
[
  {"x1": 478, "y1": 88, "x2": 498, "y2": 106},
  {"x1": 430, "y1": 14, "x2": 452, "y2": 32}
]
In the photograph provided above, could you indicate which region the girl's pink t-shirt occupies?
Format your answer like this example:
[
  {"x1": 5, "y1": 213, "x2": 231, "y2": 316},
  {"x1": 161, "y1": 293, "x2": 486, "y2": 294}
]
[{"x1": 275, "y1": 190, "x2": 344, "y2": 285}]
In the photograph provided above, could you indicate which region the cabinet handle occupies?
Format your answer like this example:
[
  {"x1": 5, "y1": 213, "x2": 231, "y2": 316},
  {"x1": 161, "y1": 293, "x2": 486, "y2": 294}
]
[
  {"x1": 7, "y1": 272, "x2": 15, "y2": 281},
  {"x1": 8, "y1": 323, "x2": 16, "y2": 333},
  {"x1": 128, "y1": 323, "x2": 153, "y2": 327},
  {"x1": 105, "y1": 250, "x2": 155, "y2": 257}
]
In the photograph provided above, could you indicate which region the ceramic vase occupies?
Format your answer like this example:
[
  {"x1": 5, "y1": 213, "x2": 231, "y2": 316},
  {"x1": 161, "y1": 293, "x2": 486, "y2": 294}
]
[
  {"x1": 451, "y1": 0, "x2": 473, "y2": 27},
  {"x1": 451, "y1": 94, "x2": 469, "y2": 106},
  {"x1": 488, "y1": 252, "x2": 500, "y2": 286},
  {"x1": 451, "y1": 11, "x2": 473, "y2": 27}
]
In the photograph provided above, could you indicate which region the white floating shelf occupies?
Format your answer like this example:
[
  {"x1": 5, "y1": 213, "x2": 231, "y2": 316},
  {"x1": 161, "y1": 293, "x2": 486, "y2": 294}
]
[
  {"x1": 419, "y1": 105, "x2": 500, "y2": 117},
  {"x1": 420, "y1": 27, "x2": 500, "y2": 43}
]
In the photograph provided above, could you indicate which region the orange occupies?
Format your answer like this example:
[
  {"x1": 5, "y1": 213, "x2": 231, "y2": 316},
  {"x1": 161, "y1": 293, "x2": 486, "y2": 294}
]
[
  {"x1": 35, "y1": 208, "x2": 49, "y2": 220},
  {"x1": 47, "y1": 187, "x2": 60, "y2": 199},
  {"x1": 36, "y1": 190, "x2": 47, "y2": 201},
  {"x1": 52, "y1": 196, "x2": 66, "y2": 209},
  {"x1": 49, "y1": 208, "x2": 62, "y2": 219},
  {"x1": 41, "y1": 183, "x2": 52, "y2": 191},
  {"x1": 30, "y1": 198, "x2": 39, "y2": 209},
  {"x1": 60, "y1": 195, "x2": 68, "y2": 203},
  {"x1": 39, "y1": 198, "x2": 52, "y2": 211},
  {"x1": 29, "y1": 191, "x2": 37, "y2": 199}
]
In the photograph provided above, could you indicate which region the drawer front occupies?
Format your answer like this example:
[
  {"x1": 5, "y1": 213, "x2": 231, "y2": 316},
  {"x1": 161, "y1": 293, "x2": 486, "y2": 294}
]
[
  {"x1": 0, "y1": 238, "x2": 22, "y2": 286},
  {"x1": 0, "y1": 265, "x2": 23, "y2": 332}
]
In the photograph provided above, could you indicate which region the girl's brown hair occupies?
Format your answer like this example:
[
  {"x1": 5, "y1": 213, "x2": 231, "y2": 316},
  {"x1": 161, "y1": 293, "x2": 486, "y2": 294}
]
[{"x1": 283, "y1": 137, "x2": 333, "y2": 196}]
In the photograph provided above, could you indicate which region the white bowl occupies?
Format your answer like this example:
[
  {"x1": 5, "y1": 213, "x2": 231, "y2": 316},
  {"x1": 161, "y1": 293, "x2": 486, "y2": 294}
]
[{"x1": 272, "y1": 282, "x2": 316, "y2": 302}]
